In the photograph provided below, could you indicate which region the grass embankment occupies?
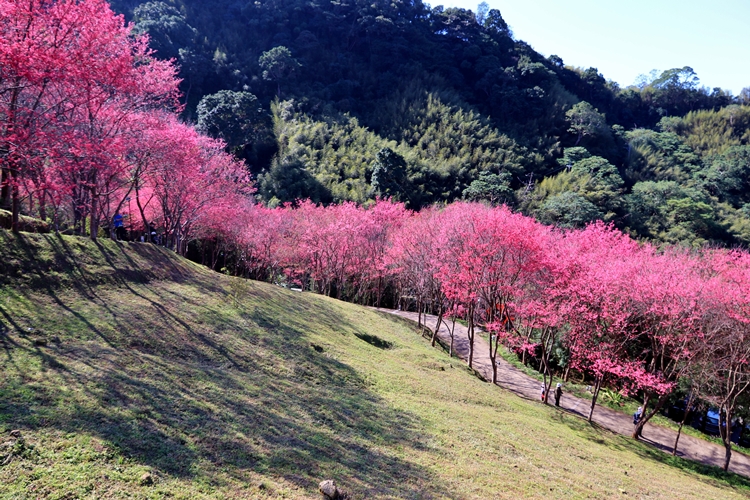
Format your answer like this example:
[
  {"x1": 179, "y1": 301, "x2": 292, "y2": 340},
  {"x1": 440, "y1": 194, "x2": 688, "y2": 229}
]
[
  {"x1": 1, "y1": 231, "x2": 749, "y2": 499},
  {"x1": 488, "y1": 334, "x2": 750, "y2": 456}
]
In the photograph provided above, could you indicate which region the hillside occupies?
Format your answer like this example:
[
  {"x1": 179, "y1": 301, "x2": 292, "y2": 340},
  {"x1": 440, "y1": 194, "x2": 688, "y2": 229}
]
[
  {"x1": 96, "y1": 0, "x2": 750, "y2": 248},
  {"x1": 1, "y1": 231, "x2": 749, "y2": 498}
]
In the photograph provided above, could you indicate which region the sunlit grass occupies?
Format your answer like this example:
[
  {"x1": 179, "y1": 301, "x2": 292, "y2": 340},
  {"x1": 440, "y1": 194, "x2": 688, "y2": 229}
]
[{"x1": 0, "y1": 231, "x2": 748, "y2": 498}]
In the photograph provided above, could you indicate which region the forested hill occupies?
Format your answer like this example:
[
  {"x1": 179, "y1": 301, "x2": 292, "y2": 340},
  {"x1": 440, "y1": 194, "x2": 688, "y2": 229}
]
[{"x1": 112, "y1": 0, "x2": 750, "y2": 247}]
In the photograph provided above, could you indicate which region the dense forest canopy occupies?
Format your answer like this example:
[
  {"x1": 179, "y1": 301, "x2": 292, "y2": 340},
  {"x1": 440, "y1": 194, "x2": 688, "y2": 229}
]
[{"x1": 9, "y1": 0, "x2": 750, "y2": 246}]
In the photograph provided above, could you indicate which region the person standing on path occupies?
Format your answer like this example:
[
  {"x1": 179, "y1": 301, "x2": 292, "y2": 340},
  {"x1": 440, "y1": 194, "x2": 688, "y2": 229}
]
[
  {"x1": 540, "y1": 384, "x2": 546, "y2": 402},
  {"x1": 633, "y1": 406, "x2": 643, "y2": 426},
  {"x1": 554, "y1": 383, "x2": 563, "y2": 407},
  {"x1": 113, "y1": 213, "x2": 125, "y2": 240}
]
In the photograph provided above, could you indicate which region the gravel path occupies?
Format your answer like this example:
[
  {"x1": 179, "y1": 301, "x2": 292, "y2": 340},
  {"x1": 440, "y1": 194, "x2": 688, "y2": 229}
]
[{"x1": 377, "y1": 308, "x2": 750, "y2": 478}]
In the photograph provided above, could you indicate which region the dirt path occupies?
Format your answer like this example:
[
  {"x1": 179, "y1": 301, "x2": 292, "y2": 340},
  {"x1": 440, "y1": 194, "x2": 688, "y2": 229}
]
[{"x1": 377, "y1": 308, "x2": 750, "y2": 478}]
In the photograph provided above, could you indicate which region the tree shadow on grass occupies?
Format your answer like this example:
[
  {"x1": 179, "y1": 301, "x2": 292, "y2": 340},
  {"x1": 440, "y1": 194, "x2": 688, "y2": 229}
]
[{"x1": 0, "y1": 283, "x2": 449, "y2": 498}]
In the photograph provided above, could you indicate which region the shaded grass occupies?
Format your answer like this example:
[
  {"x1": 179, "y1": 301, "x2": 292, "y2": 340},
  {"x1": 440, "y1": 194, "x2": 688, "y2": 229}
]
[{"x1": 0, "y1": 231, "x2": 748, "y2": 498}]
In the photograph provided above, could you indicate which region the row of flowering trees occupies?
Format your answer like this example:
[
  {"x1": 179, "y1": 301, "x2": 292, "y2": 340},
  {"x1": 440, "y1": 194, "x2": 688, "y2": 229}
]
[
  {"x1": 4, "y1": 0, "x2": 750, "y2": 474},
  {"x1": 221, "y1": 200, "x2": 750, "y2": 472},
  {"x1": 0, "y1": 0, "x2": 251, "y2": 250}
]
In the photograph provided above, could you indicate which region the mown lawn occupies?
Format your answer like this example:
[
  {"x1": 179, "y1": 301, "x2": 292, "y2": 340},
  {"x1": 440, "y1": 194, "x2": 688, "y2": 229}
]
[{"x1": 0, "y1": 231, "x2": 749, "y2": 499}]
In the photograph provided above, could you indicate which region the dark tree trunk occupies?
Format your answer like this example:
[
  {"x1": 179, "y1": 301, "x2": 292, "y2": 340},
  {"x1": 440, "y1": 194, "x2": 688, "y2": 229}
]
[
  {"x1": 672, "y1": 392, "x2": 696, "y2": 455},
  {"x1": 720, "y1": 407, "x2": 733, "y2": 472},
  {"x1": 632, "y1": 394, "x2": 667, "y2": 440},
  {"x1": 10, "y1": 166, "x2": 20, "y2": 232},
  {"x1": 588, "y1": 376, "x2": 603, "y2": 422},
  {"x1": 431, "y1": 301, "x2": 443, "y2": 348},
  {"x1": 467, "y1": 308, "x2": 475, "y2": 369},
  {"x1": 541, "y1": 356, "x2": 552, "y2": 405},
  {"x1": 89, "y1": 187, "x2": 98, "y2": 241},
  {"x1": 0, "y1": 164, "x2": 9, "y2": 210},
  {"x1": 449, "y1": 316, "x2": 456, "y2": 357}
]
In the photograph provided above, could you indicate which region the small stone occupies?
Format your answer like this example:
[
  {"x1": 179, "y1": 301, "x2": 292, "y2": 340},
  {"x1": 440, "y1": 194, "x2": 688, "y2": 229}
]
[
  {"x1": 319, "y1": 479, "x2": 339, "y2": 499},
  {"x1": 140, "y1": 472, "x2": 153, "y2": 486},
  {"x1": 9, "y1": 430, "x2": 21, "y2": 438},
  {"x1": 33, "y1": 338, "x2": 47, "y2": 347}
]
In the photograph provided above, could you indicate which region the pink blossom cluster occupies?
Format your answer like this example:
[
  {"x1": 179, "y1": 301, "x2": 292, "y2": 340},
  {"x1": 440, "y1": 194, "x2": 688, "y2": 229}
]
[
  {"x1": 0, "y1": 0, "x2": 251, "y2": 249},
  {"x1": 232, "y1": 200, "x2": 750, "y2": 435}
]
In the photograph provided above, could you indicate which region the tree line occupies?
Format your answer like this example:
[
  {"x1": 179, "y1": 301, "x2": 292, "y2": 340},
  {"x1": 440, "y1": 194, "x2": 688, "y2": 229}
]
[
  {"x1": 211, "y1": 199, "x2": 750, "y2": 472},
  {"x1": 6, "y1": 0, "x2": 750, "y2": 249},
  {"x1": 108, "y1": 0, "x2": 750, "y2": 248},
  {"x1": 4, "y1": 0, "x2": 750, "y2": 474},
  {"x1": 0, "y1": 0, "x2": 251, "y2": 250}
]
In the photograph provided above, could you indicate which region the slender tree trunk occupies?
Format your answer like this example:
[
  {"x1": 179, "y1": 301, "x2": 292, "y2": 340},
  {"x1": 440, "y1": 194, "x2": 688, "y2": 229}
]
[
  {"x1": 90, "y1": 187, "x2": 98, "y2": 241},
  {"x1": 38, "y1": 190, "x2": 46, "y2": 223},
  {"x1": 588, "y1": 376, "x2": 603, "y2": 422},
  {"x1": 672, "y1": 392, "x2": 696, "y2": 455},
  {"x1": 520, "y1": 327, "x2": 533, "y2": 366},
  {"x1": 633, "y1": 393, "x2": 668, "y2": 440},
  {"x1": 491, "y1": 334, "x2": 499, "y2": 384},
  {"x1": 632, "y1": 394, "x2": 651, "y2": 440},
  {"x1": 449, "y1": 316, "x2": 456, "y2": 357},
  {"x1": 7, "y1": 86, "x2": 21, "y2": 231},
  {"x1": 467, "y1": 306, "x2": 475, "y2": 369},
  {"x1": 0, "y1": 163, "x2": 9, "y2": 211},
  {"x1": 417, "y1": 297, "x2": 422, "y2": 329},
  {"x1": 541, "y1": 356, "x2": 552, "y2": 405},
  {"x1": 540, "y1": 329, "x2": 554, "y2": 404},
  {"x1": 135, "y1": 183, "x2": 149, "y2": 242},
  {"x1": 720, "y1": 406, "x2": 733, "y2": 472},
  {"x1": 431, "y1": 300, "x2": 443, "y2": 347},
  {"x1": 10, "y1": 166, "x2": 20, "y2": 232}
]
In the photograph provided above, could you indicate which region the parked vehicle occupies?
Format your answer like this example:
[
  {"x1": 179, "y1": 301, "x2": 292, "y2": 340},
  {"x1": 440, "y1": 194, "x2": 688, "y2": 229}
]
[
  {"x1": 666, "y1": 397, "x2": 695, "y2": 423},
  {"x1": 693, "y1": 408, "x2": 721, "y2": 436}
]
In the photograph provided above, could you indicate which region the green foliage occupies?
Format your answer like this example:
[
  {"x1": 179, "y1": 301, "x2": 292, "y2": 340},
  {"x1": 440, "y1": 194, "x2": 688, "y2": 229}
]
[
  {"x1": 557, "y1": 146, "x2": 591, "y2": 168},
  {"x1": 261, "y1": 95, "x2": 534, "y2": 208},
  {"x1": 2, "y1": 231, "x2": 750, "y2": 498},
  {"x1": 624, "y1": 129, "x2": 701, "y2": 183},
  {"x1": 107, "y1": 0, "x2": 750, "y2": 246},
  {"x1": 371, "y1": 148, "x2": 412, "y2": 205},
  {"x1": 259, "y1": 102, "x2": 388, "y2": 204},
  {"x1": 678, "y1": 106, "x2": 750, "y2": 157},
  {"x1": 537, "y1": 191, "x2": 604, "y2": 228},
  {"x1": 636, "y1": 67, "x2": 730, "y2": 119},
  {"x1": 258, "y1": 46, "x2": 300, "y2": 96},
  {"x1": 462, "y1": 170, "x2": 515, "y2": 206},
  {"x1": 625, "y1": 181, "x2": 728, "y2": 246},
  {"x1": 196, "y1": 90, "x2": 274, "y2": 167},
  {"x1": 697, "y1": 146, "x2": 750, "y2": 206},
  {"x1": 600, "y1": 388, "x2": 625, "y2": 406},
  {"x1": 566, "y1": 101, "x2": 609, "y2": 146},
  {"x1": 132, "y1": 2, "x2": 197, "y2": 60},
  {"x1": 522, "y1": 150, "x2": 624, "y2": 222},
  {"x1": 378, "y1": 90, "x2": 535, "y2": 177}
]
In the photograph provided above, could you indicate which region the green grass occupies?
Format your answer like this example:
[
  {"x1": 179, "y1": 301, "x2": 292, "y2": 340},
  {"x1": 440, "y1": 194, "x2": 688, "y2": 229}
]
[
  {"x1": 488, "y1": 333, "x2": 750, "y2": 457},
  {"x1": 1, "y1": 231, "x2": 749, "y2": 498}
]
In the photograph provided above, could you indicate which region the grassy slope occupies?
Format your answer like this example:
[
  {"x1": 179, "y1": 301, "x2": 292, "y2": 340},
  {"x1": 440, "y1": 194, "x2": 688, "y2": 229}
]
[{"x1": 0, "y1": 232, "x2": 748, "y2": 499}]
